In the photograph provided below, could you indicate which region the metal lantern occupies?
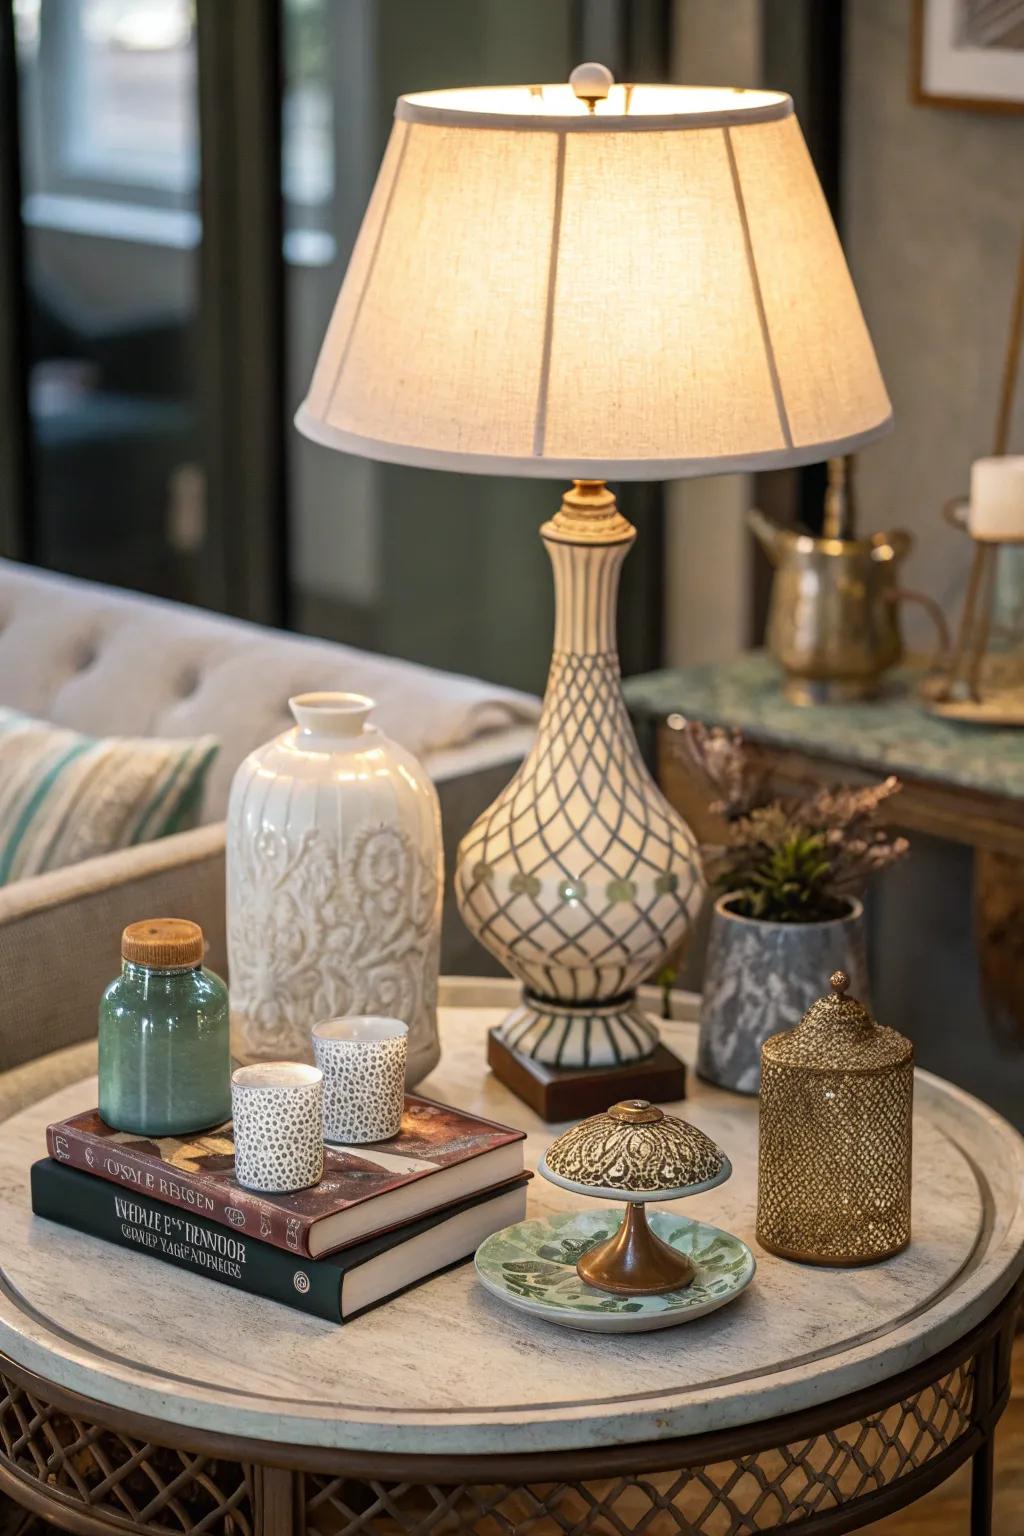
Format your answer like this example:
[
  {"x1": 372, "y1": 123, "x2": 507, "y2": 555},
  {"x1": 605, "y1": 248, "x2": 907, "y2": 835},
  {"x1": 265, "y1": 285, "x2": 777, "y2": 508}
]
[{"x1": 757, "y1": 971, "x2": 913, "y2": 1266}]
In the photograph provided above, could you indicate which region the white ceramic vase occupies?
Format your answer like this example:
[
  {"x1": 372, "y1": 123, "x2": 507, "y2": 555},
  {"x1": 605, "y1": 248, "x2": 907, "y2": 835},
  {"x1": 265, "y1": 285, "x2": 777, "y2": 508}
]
[{"x1": 226, "y1": 692, "x2": 442, "y2": 1084}]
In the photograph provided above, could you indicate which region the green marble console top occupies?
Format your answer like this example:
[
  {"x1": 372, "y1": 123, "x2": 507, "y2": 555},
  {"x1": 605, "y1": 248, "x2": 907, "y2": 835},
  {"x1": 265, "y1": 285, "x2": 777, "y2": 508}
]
[{"x1": 624, "y1": 652, "x2": 1024, "y2": 802}]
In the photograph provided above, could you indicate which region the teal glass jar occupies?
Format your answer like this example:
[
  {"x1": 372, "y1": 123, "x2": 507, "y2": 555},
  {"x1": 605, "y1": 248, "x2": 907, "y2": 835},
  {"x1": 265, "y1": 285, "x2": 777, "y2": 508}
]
[{"x1": 99, "y1": 919, "x2": 231, "y2": 1136}]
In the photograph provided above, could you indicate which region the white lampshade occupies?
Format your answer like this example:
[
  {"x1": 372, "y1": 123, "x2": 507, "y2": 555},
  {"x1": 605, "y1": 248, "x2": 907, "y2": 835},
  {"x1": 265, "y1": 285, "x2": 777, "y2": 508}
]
[{"x1": 297, "y1": 81, "x2": 891, "y2": 481}]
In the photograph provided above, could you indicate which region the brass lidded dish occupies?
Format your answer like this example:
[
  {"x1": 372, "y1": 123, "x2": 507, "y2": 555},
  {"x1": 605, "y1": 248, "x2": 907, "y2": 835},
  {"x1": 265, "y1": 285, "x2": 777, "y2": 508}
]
[
  {"x1": 757, "y1": 971, "x2": 913, "y2": 1266},
  {"x1": 540, "y1": 1100, "x2": 731, "y2": 1295}
]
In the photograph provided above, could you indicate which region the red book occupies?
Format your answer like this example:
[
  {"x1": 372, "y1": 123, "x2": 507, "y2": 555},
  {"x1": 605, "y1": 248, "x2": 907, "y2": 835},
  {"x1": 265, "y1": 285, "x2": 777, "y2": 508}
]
[{"x1": 46, "y1": 1095, "x2": 526, "y2": 1259}]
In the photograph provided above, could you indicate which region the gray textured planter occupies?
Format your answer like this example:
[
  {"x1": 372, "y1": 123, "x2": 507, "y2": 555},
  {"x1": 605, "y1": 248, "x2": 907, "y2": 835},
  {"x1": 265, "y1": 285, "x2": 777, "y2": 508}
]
[{"x1": 697, "y1": 893, "x2": 869, "y2": 1094}]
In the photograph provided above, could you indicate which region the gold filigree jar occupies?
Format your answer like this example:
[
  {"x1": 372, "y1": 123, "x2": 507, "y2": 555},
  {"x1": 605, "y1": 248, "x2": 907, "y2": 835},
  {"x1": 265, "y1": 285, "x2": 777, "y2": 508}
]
[
  {"x1": 540, "y1": 1099, "x2": 731, "y2": 1295},
  {"x1": 757, "y1": 971, "x2": 913, "y2": 1266}
]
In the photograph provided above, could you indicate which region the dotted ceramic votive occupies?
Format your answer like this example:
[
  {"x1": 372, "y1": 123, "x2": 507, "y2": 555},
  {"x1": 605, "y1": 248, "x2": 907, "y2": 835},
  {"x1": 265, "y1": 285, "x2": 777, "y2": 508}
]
[
  {"x1": 312, "y1": 1016, "x2": 408, "y2": 1144},
  {"x1": 230, "y1": 1062, "x2": 324, "y2": 1194}
]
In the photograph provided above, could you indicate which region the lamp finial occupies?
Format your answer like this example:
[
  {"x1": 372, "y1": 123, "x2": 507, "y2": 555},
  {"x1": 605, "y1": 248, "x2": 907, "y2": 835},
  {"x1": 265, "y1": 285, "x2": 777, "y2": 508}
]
[{"x1": 569, "y1": 61, "x2": 614, "y2": 112}]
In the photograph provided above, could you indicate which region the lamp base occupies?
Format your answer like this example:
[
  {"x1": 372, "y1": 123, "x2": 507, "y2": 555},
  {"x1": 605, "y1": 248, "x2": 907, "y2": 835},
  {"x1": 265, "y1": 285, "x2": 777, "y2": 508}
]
[
  {"x1": 454, "y1": 482, "x2": 705, "y2": 1069},
  {"x1": 487, "y1": 1028, "x2": 686, "y2": 1122},
  {"x1": 577, "y1": 1202, "x2": 695, "y2": 1296},
  {"x1": 498, "y1": 992, "x2": 658, "y2": 1067}
]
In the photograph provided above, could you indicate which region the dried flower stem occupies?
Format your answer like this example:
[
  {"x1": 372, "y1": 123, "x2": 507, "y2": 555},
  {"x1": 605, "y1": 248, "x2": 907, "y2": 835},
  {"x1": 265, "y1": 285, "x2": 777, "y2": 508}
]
[{"x1": 675, "y1": 720, "x2": 909, "y2": 923}]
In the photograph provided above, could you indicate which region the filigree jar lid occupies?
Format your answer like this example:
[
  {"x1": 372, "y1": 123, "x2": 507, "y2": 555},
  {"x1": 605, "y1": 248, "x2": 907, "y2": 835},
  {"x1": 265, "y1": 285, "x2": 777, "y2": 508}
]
[
  {"x1": 762, "y1": 971, "x2": 913, "y2": 1072},
  {"x1": 539, "y1": 1099, "x2": 731, "y2": 1203}
]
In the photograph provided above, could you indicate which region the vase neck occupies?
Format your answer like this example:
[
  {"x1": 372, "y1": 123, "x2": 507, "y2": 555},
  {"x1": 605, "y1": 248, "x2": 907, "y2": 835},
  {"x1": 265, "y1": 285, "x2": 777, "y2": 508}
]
[
  {"x1": 541, "y1": 482, "x2": 636, "y2": 657},
  {"x1": 289, "y1": 691, "x2": 374, "y2": 741}
]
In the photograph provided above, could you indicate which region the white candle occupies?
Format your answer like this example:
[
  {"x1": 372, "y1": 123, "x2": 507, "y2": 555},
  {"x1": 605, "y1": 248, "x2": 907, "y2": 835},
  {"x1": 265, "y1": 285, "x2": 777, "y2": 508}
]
[
  {"x1": 968, "y1": 456, "x2": 1024, "y2": 543},
  {"x1": 231, "y1": 1062, "x2": 323, "y2": 1193}
]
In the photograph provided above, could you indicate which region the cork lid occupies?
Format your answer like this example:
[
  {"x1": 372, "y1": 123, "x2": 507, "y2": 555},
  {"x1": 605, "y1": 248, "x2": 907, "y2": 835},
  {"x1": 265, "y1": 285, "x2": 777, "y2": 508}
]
[
  {"x1": 762, "y1": 970, "x2": 913, "y2": 1072},
  {"x1": 122, "y1": 919, "x2": 204, "y2": 970}
]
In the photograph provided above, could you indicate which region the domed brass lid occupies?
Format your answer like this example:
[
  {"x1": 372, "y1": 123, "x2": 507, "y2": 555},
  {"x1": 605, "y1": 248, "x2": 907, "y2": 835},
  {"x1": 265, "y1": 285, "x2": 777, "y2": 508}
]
[
  {"x1": 762, "y1": 971, "x2": 913, "y2": 1072},
  {"x1": 539, "y1": 1099, "x2": 730, "y2": 1202}
]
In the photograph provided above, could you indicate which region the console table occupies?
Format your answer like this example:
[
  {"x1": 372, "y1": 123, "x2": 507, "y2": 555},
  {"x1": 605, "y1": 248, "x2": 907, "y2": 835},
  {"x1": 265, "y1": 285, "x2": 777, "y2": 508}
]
[
  {"x1": 0, "y1": 976, "x2": 1022, "y2": 1536},
  {"x1": 626, "y1": 649, "x2": 1024, "y2": 844}
]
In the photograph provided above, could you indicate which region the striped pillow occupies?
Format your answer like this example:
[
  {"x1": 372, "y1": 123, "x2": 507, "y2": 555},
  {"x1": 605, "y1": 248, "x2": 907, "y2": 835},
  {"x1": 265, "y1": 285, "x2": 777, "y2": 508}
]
[{"x1": 0, "y1": 709, "x2": 218, "y2": 886}]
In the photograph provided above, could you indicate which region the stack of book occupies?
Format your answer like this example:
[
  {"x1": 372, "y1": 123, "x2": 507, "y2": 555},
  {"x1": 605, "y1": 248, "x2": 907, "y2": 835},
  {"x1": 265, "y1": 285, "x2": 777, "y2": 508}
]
[{"x1": 31, "y1": 1094, "x2": 529, "y2": 1323}]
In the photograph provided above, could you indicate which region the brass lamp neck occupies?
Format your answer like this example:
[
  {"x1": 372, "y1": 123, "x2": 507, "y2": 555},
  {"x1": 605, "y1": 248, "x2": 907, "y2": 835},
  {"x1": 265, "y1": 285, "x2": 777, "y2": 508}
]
[
  {"x1": 543, "y1": 480, "x2": 635, "y2": 547},
  {"x1": 539, "y1": 481, "x2": 636, "y2": 658}
]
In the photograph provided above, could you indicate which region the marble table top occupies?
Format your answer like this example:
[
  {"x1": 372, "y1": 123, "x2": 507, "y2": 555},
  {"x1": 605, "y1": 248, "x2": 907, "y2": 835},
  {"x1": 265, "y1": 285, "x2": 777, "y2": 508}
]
[
  {"x1": 625, "y1": 651, "x2": 1024, "y2": 800},
  {"x1": 0, "y1": 976, "x2": 1022, "y2": 1457}
]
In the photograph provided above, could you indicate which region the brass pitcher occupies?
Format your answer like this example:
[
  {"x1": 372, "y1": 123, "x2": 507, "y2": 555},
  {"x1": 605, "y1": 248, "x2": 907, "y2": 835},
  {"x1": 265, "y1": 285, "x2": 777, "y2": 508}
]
[{"x1": 749, "y1": 510, "x2": 949, "y2": 705}]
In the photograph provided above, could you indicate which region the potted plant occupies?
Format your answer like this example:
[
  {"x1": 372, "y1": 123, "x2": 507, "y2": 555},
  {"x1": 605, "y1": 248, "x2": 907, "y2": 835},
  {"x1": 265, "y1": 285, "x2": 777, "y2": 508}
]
[{"x1": 677, "y1": 721, "x2": 909, "y2": 1093}]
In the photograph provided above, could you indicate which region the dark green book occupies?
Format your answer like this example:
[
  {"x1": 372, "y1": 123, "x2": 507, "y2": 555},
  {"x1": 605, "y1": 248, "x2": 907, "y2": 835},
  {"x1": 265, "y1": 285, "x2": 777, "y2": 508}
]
[{"x1": 31, "y1": 1158, "x2": 529, "y2": 1324}]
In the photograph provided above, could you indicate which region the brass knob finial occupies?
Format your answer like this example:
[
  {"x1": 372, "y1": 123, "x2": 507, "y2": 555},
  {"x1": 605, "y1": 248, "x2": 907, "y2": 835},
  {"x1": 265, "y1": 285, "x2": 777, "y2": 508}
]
[
  {"x1": 569, "y1": 61, "x2": 614, "y2": 113},
  {"x1": 608, "y1": 1099, "x2": 664, "y2": 1124},
  {"x1": 830, "y1": 970, "x2": 850, "y2": 995}
]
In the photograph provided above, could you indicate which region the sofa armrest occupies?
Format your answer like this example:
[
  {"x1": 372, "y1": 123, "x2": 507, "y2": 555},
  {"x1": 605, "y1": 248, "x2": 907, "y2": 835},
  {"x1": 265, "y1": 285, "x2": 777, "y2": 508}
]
[{"x1": 0, "y1": 825, "x2": 226, "y2": 1075}]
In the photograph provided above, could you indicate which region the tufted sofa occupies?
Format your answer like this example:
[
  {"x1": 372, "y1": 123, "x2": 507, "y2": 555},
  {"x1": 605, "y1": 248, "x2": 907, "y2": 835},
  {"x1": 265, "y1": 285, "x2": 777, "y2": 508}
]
[{"x1": 0, "y1": 558, "x2": 538, "y2": 1114}]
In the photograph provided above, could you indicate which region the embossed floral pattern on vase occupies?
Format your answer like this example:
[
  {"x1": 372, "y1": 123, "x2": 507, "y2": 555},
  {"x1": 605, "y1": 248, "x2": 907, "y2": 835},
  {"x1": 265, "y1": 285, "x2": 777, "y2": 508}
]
[
  {"x1": 227, "y1": 695, "x2": 442, "y2": 1080},
  {"x1": 229, "y1": 824, "x2": 436, "y2": 1052}
]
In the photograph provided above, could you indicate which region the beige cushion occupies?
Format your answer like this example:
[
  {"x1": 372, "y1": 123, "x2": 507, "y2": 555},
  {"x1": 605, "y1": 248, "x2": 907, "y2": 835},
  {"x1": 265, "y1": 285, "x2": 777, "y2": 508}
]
[
  {"x1": 0, "y1": 1039, "x2": 97, "y2": 1123},
  {"x1": 0, "y1": 707, "x2": 218, "y2": 884}
]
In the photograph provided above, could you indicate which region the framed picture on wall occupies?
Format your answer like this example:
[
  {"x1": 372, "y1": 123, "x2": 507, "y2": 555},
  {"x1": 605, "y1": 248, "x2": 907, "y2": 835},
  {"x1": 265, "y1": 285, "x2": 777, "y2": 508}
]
[{"x1": 912, "y1": 0, "x2": 1024, "y2": 111}]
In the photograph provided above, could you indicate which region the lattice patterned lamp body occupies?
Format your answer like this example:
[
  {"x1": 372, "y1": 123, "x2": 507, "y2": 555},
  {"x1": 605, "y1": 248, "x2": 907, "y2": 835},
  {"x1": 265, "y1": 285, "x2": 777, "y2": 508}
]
[
  {"x1": 455, "y1": 484, "x2": 703, "y2": 1067},
  {"x1": 757, "y1": 971, "x2": 914, "y2": 1266}
]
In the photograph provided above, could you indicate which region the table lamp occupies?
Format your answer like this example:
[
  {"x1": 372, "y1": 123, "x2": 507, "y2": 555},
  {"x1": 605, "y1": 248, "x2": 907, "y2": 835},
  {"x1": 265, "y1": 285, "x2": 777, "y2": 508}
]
[{"x1": 296, "y1": 65, "x2": 891, "y2": 1107}]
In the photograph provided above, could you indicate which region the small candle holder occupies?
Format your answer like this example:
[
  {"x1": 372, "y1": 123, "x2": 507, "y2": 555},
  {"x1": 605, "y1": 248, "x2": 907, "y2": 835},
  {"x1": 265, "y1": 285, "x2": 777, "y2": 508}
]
[
  {"x1": 539, "y1": 1099, "x2": 732, "y2": 1295},
  {"x1": 312, "y1": 1016, "x2": 408, "y2": 1144},
  {"x1": 231, "y1": 1063, "x2": 324, "y2": 1193},
  {"x1": 929, "y1": 457, "x2": 1024, "y2": 725}
]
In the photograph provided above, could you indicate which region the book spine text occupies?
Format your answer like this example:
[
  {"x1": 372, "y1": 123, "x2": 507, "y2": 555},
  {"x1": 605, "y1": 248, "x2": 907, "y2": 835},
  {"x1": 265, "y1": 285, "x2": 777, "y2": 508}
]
[
  {"x1": 31, "y1": 1161, "x2": 340, "y2": 1321},
  {"x1": 45, "y1": 1124, "x2": 313, "y2": 1256}
]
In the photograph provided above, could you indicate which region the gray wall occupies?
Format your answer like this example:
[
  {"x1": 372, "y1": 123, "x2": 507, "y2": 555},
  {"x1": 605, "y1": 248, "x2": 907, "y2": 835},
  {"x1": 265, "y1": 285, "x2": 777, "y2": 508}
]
[
  {"x1": 843, "y1": 0, "x2": 1024, "y2": 632},
  {"x1": 843, "y1": 0, "x2": 1024, "y2": 1123}
]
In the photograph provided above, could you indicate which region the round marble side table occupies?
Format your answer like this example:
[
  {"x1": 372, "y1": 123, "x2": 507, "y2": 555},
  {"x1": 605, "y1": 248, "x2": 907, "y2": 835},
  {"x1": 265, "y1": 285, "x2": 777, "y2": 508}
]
[{"x1": 0, "y1": 976, "x2": 1021, "y2": 1536}]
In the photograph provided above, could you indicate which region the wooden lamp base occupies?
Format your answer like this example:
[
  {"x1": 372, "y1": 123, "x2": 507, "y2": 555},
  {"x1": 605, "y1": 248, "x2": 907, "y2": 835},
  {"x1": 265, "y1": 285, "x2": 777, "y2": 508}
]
[{"x1": 487, "y1": 1028, "x2": 686, "y2": 1123}]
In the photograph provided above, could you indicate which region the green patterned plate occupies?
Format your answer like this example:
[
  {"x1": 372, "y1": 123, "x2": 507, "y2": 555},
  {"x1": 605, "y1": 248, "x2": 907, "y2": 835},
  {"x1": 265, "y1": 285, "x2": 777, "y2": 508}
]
[{"x1": 475, "y1": 1209, "x2": 755, "y2": 1333}]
